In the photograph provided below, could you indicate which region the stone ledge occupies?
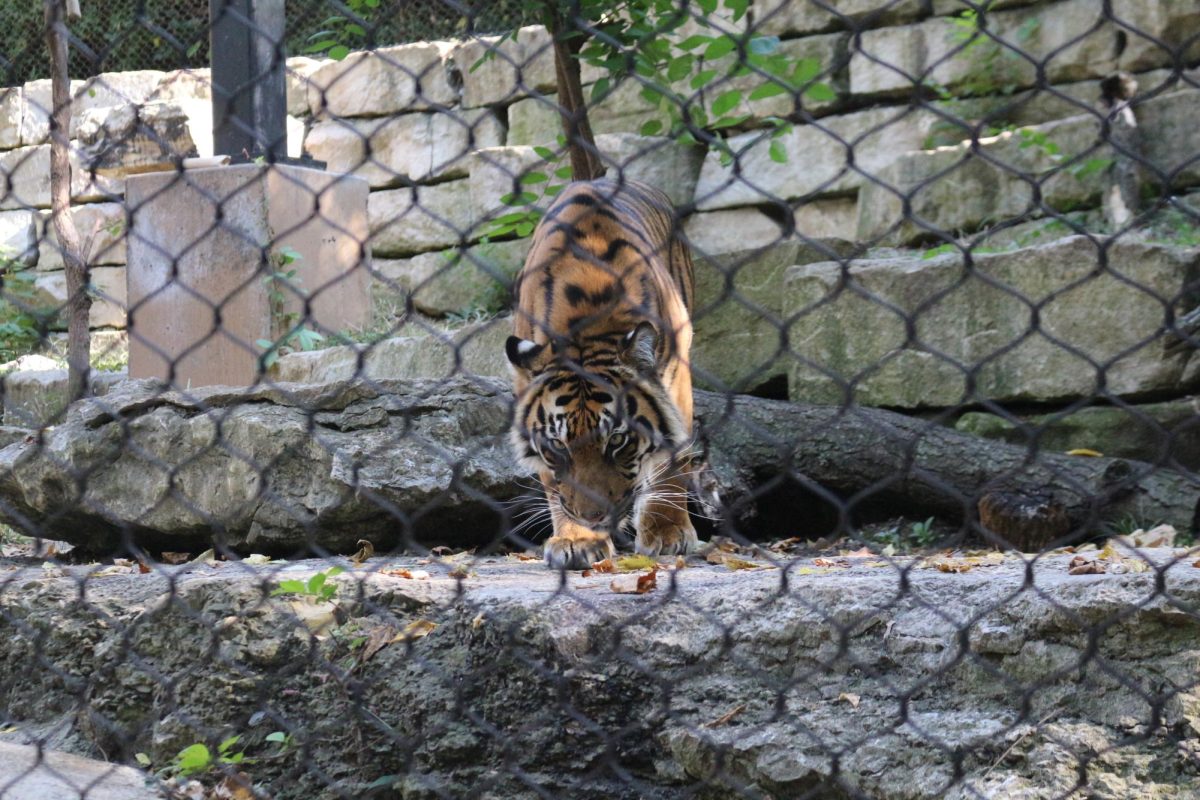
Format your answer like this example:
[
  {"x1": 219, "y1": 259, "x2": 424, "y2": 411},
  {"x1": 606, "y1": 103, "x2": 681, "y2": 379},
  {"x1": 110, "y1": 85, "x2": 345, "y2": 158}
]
[{"x1": 1, "y1": 549, "x2": 1196, "y2": 798}]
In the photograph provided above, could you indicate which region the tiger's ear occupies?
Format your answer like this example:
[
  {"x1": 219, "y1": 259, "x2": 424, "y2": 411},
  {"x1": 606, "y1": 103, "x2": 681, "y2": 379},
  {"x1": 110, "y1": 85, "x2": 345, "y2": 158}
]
[
  {"x1": 505, "y1": 336, "x2": 550, "y2": 374},
  {"x1": 620, "y1": 322, "x2": 660, "y2": 374}
]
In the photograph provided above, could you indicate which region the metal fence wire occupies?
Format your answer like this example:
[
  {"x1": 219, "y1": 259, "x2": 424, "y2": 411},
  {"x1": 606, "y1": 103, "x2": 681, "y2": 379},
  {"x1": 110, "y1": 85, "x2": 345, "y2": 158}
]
[{"x1": 2, "y1": 0, "x2": 1200, "y2": 797}]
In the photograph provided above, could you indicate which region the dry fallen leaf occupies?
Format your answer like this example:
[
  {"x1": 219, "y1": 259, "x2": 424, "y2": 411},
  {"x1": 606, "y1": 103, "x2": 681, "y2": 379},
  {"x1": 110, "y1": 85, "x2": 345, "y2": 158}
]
[
  {"x1": 1068, "y1": 555, "x2": 1106, "y2": 575},
  {"x1": 242, "y1": 553, "x2": 271, "y2": 566},
  {"x1": 610, "y1": 569, "x2": 657, "y2": 594},
  {"x1": 357, "y1": 624, "x2": 397, "y2": 666},
  {"x1": 842, "y1": 547, "x2": 875, "y2": 558},
  {"x1": 674, "y1": 555, "x2": 687, "y2": 570},
  {"x1": 511, "y1": 552, "x2": 542, "y2": 562},
  {"x1": 715, "y1": 556, "x2": 763, "y2": 568},
  {"x1": 838, "y1": 692, "x2": 861, "y2": 709},
  {"x1": 580, "y1": 569, "x2": 593, "y2": 578},
  {"x1": 160, "y1": 551, "x2": 190, "y2": 565},
  {"x1": 392, "y1": 619, "x2": 437, "y2": 642},
  {"x1": 381, "y1": 567, "x2": 430, "y2": 580},
  {"x1": 591, "y1": 558, "x2": 616, "y2": 574},
  {"x1": 431, "y1": 546, "x2": 453, "y2": 556},
  {"x1": 137, "y1": 560, "x2": 152, "y2": 574},
  {"x1": 1066, "y1": 448, "x2": 1103, "y2": 457},
  {"x1": 351, "y1": 539, "x2": 375, "y2": 565},
  {"x1": 703, "y1": 704, "x2": 746, "y2": 728},
  {"x1": 812, "y1": 558, "x2": 842, "y2": 568},
  {"x1": 471, "y1": 613, "x2": 487, "y2": 630},
  {"x1": 1193, "y1": 560, "x2": 1200, "y2": 568},
  {"x1": 211, "y1": 773, "x2": 255, "y2": 800}
]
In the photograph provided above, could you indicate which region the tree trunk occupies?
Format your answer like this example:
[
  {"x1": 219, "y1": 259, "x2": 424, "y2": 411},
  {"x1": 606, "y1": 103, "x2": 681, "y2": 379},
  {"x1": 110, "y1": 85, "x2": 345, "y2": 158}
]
[
  {"x1": 547, "y1": 4, "x2": 605, "y2": 182},
  {"x1": 43, "y1": 0, "x2": 91, "y2": 403},
  {"x1": 694, "y1": 391, "x2": 1200, "y2": 540}
]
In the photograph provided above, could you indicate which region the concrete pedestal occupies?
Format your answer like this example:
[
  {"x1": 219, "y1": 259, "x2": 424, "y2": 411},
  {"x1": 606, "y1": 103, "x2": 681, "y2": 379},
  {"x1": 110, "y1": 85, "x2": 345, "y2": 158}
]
[{"x1": 125, "y1": 163, "x2": 370, "y2": 387}]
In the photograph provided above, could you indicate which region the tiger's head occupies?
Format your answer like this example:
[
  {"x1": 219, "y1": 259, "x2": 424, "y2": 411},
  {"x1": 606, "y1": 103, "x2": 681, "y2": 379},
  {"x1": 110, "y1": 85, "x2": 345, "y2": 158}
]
[{"x1": 505, "y1": 322, "x2": 687, "y2": 533}]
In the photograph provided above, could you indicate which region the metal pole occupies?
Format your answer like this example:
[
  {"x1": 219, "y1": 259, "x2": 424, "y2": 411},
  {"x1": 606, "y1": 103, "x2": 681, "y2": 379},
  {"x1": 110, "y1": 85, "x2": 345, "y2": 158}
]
[{"x1": 210, "y1": 0, "x2": 287, "y2": 161}]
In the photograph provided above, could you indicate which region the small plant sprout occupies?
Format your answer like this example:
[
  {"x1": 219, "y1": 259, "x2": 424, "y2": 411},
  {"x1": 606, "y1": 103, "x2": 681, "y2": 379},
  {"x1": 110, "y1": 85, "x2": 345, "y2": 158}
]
[
  {"x1": 256, "y1": 246, "x2": 326, "y2": 369},
  {"x1": 271, "y1": 566, "x2": 345, "y2": 603},
  {"x1": 171, "y1": 735, "x2": 247, "y2": 777},
  {"x1": 910, "y1": 517, "x2": 937, "y2": 548}
]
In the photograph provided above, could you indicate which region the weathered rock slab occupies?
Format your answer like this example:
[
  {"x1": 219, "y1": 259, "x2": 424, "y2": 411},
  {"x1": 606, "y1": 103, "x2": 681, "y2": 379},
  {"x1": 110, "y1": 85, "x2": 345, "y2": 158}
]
[
  {"x1": 692, "y1": 239, "x2": 857, "y2": 393},
  {"x1": 368, "y1": 179, "x2": 477, "y2": 257},
  {"x1": 956, "y1": 396, "x2": 1200, "y2": 471},
  {"x1": 0, "y1": 742, "x2": 163, "y2": 800},
  {"x1": 270, "y1": 319, "x2": 510, "y2": 385},
  {"x1": 694, "y1": 105, "x2": 942, "y2": 210},
  {"x1": 306, "y1": 42, "x2": 457, "y2": 118},
  {"x1": 1, "y1": 552, "x2": 1197, "y2": 798},
  {"x1": 304, "y1": 109, "x2": 503, "y2": 188},
  {"x1": 785, "y1": 235, "x2": 1200, "y2": 407}
]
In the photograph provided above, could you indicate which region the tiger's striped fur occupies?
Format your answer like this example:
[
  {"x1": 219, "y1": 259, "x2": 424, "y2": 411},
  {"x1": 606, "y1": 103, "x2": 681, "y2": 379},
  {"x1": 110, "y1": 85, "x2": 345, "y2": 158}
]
[{"x1": 506, "y1": 178, "x2": 698, "y2": 570}]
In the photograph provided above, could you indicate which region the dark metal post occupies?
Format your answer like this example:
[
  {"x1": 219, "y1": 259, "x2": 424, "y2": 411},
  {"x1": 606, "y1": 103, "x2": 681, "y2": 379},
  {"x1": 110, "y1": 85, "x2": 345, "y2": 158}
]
[{"x1": 210, "y1": 0, "x2": 287, "y2": 161}]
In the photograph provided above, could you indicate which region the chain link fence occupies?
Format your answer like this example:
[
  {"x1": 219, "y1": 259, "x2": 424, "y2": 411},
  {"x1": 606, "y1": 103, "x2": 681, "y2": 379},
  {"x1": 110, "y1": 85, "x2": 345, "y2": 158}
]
[
  {"x1": 1, "y1": 0, "x2": 1200, "y2": 797},
  {"x1": 0, "y1": 0, "x2": 535, "y2": 86}
]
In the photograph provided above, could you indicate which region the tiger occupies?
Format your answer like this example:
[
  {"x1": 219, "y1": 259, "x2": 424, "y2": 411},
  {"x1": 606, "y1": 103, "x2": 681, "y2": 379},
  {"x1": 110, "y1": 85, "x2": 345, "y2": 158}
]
[{"x1": 505, "y1": 177, "x2": 699, "y2": 570}]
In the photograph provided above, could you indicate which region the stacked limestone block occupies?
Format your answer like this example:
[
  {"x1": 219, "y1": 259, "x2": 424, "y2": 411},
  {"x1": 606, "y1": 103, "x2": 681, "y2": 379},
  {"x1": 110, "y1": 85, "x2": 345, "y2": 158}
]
[{"x1": 0, "y1": 0, "x2": 1198, "y2": 420}]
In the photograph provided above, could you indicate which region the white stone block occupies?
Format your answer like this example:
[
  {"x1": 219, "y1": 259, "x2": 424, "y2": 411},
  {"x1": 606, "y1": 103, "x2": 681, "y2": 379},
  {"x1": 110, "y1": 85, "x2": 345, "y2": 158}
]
[{"x1": 307, "y1": 42, "x2": 457, "y2": 118}]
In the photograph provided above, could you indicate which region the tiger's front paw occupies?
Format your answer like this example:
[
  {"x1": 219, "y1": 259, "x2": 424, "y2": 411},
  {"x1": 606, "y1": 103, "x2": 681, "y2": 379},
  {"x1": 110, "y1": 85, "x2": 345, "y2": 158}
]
[
  {"x1": 635, "y1": 517, "x2": 698, "y2": 557},
  {"x1": 544, "y1": 527, "x2": 615, "y2": 570}
]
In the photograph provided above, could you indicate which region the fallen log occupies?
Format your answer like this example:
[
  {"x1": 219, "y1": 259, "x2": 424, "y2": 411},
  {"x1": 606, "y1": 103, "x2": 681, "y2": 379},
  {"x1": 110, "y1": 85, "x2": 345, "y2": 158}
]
[
  {"x1": 0, "y1": 376, "x2": 1193, "y2": 554},
  {"x1": 698, "y1": 392, "x2": 1200, "y2": 540}
]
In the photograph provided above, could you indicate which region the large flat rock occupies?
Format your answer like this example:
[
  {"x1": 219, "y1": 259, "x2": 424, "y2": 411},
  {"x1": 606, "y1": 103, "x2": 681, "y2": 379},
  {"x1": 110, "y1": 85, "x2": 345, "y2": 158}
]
[
  {"x1": 785, "y1": 235, "x2": 1200, "y2": 407},
  {"x1": 1, "y1": 550, "x2": 1197, "y2": 797},
  {"x1": 857, "y1": 88, "x2": 1200, "y2": 245},
  {"x1": 0, "y1": 742, "x2": 162, "y2": 800}
]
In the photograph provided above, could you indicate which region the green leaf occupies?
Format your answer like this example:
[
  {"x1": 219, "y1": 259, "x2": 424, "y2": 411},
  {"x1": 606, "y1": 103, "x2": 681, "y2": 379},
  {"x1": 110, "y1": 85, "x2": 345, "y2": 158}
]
[
  {"x1": 676, "y1": 34, "x2": 712, "y2": 52},
  {"x1": 345, "y1": 23, "x2": 366, "y2": 37},
  {"x1": 520, "y1": 171, "x2": 549, "y2": 185},
  {"x1": 135, "y1": 753, "x2": 152, "y2": 767},
  {"x1": 697, "y1": 0, "x2": 718, "y2": 13},
  {"x1": 307, "y1": 572, "x2": 327, "y2": 595},
  {"x1": 271, "y1": 579, "x2": 307, "y2": 596},
  {"x1": 553, "y1": 165, "x2": 573, "y2": 179},
  {"x1": 640, "y1": 119, "x2": 664, "y2": 136},
  {"x1": 175, "y1": 744, "x2": 211, "y2": 777},
  {"x1": 533, "y1": 145, "x2": 556, "y2": 161},
  {"x1": 690, "y1": 69, "x2": 718, "y2": 90},
  {"x1": 666, "y1": 54, "x2": 694, "y2": 83},
  {"x1": 500, "y1": 191, "x2": 538, "y2": 206},
  {"x1": 515, "y1": 222, "x2": 535, "y2": 238},
  {"x1": 792, "y1": 57, "x2": 821, "y2": 85},
  {"x1": 302, "y1": 40, "x2": 338, "y2": 54},
  {"x1": 328, "y1": 45, "x2": 351, "y2": 61},
  {"x1": 326, "y1": 566, "x2": 346, "y2": 578},
  {"x1": 769, "y1": 140, "x2": 787, "y2": 164},
  {"x1": 255, "y1": 338, "x2": 276, "y2": 350},
  {"x1": 704, "y1": 36, "x2": 737, "y2": 60},
  {"x1": 265, "y1": 732, "x2": 289, "y2": 743},
  {"x1": 748, "y1": 82, "x2": 788, "y2": 101},
  {"x1": 711, "y1": 89, "x2": 742, "y2": 117},
  {"x1": 711, "y1": 113, "x2": 751, "y2": 129},
  {"x1": 804, "y1": 82, "x2": 837, "y2": 102},
  {"x1": 590, "y1": 77, "x2": 610, "y2": 102},
  {"x1": 218, "y1": 736, "x2": 241, "y2": 756},
  {"x1": 639, "y1": 86, "x2": 662, "y2": 105}
]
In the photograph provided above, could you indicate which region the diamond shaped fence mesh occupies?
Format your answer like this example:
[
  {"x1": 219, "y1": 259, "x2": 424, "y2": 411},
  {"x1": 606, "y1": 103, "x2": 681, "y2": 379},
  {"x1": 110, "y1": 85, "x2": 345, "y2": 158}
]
[{"x1": 1, "y1": 1, "x2": 1199, "y2": 798}]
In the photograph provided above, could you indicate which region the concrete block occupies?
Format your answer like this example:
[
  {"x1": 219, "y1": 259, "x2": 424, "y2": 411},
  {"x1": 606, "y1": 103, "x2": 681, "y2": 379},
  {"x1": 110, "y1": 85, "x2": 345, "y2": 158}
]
[{"x1": 126, "y1": 163, "x2": 371, "y2": 388}]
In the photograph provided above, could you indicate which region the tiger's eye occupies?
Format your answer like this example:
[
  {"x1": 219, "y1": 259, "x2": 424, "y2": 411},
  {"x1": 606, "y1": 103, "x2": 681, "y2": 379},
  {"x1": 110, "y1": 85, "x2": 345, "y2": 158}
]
[{"x1": 608, "y1": 432, "x2": 629, "y2": 452}]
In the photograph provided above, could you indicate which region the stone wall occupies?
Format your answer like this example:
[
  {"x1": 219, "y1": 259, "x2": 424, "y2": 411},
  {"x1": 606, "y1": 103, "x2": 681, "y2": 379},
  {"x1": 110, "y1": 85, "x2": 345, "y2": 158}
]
[{"x1": 1, "y1": 0, "x2": 1199, "y2": 437}]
